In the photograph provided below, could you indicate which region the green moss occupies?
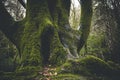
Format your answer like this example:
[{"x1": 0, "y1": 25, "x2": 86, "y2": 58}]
[
  {"x1": 85, "y1": 33, "x2": 108, "y2": 58},
  {"x1": 59, "y1": 55, "x2": 117, "y2": 76},
  {"x1": 51, "y1": 73, "x2": 86, "y2": 80},
  {"x1": 17, "y1": 0, "x2": 69, "y2": 68},
  {"x1": 49, "y1": 27, "x2": 67, "y2": 66},
  {"x1": 77, "y1": 0, "x2": 93, "y2": 52},
  {"x1": 17, "y1": 0, "x2": 54, "y2": 68},
  {"x1": 2, "y1": 0, "x2": 71, "y2": 74},
  {"x1": 18, "y1": 18, "x2": 52, "y2": 68}
]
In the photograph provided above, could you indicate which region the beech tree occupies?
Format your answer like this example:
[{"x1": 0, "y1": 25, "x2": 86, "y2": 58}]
[{"x1": 0, "y1": 0, "x2": 92, "y2": 69}]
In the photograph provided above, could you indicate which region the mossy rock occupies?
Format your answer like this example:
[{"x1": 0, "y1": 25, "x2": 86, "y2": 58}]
[{"x1": 59, "y1": 55, "x2": 120, "y2": 77}]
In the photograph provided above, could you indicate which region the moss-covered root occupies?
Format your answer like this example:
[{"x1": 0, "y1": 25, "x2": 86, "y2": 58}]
[
  {"x1": 51, "y1": 74, "x2": 87, "y2": 80},
  {"x1": 59, "y1": 55, "x2": 120, "y2": 77},
  {"x1": 49, "y1": 28, "x2": 68, "y2": 66}
]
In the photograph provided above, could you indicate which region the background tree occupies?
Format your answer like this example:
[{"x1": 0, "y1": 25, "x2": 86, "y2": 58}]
[
  {"x1": 83, "y1": 0, "x2": 120, "y2": 64},
  {"x1": 101, "y1": 0, "x2": 120, "y2": 64}
]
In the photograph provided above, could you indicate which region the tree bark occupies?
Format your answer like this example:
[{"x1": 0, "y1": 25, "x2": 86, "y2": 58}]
[
  {"x1": 77, "y1": 0, "x2": 93, "y2": 52},
  {"x1": 0, "y1": 0, "x2": 92, "y2": 69}
]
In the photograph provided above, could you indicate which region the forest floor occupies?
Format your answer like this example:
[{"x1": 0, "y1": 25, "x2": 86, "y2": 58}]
[
  {"x1": 0, "y1": 64, "x2": 120, "y2": 80},
  {"x1": 34, "y1": 64, "x2": 120, "y2": 80},
  {"x1": 1, "y1": 56, "x2": 120, "y2": 80},
  {"x1": 36, "y1": 65, "x2": 57, "y2": 80},
  {"x1": 35, "y1": 66, "x2": 86, "y2": 80}
]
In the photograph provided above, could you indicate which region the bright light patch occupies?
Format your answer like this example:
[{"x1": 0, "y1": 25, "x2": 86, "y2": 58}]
[
  {"x1": 73, "y1": 0, "x2": 80, "y2": 8},
  {"x1": 69, "y1": 0, "x2": 81, "y2": 30}
]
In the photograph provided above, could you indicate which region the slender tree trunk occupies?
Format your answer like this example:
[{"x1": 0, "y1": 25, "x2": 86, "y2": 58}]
[{"x1": 77, "y1": 0, "x2": 93, "y2": 52}]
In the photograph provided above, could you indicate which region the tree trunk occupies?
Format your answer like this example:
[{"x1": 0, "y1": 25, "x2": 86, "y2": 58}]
[
  {"x1": 15, "y1": 0, "x2": 71, "y2": 67},
  {"x1": 0, "y1": 0, "x2": 92, "y2": 69}
]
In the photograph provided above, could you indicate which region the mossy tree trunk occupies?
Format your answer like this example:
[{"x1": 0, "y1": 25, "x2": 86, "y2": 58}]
[
  {"x1": 77, "y1": 0, "x2": 93, "y2": 52},
  {"x1": 0, "y1": 0, "x2": 92, "y2": 69}
]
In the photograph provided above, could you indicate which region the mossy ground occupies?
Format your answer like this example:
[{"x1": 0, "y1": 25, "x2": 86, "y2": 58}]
[
  {"x1": 56, "y1": 55, "x2": 120, "y2": 78},
  {"x1": 1, "y1": 55, "x2": 120, "y2": 80},
  {"x1": 40, "y1": 55, "x2": 120, "y2": 80}
]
